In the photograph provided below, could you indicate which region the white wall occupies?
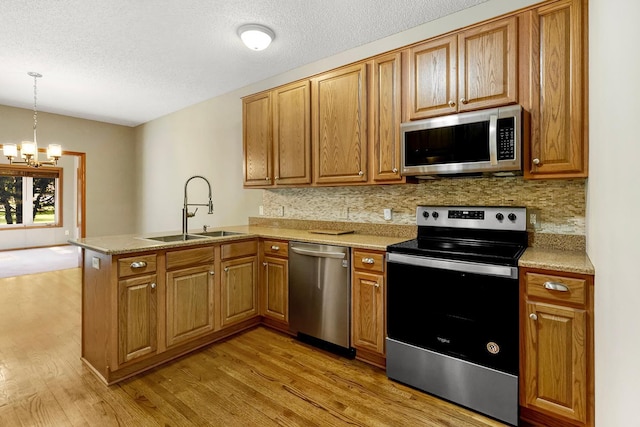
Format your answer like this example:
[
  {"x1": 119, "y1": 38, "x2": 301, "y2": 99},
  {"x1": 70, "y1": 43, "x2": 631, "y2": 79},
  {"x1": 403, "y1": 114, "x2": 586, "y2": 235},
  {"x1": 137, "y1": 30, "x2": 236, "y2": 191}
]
[
  {"x1": 0, "y1": 105, "x2": 137, "y2": 244},
  {"x1": 588, "y1": 0, "x2": 640, "y2": 425}
]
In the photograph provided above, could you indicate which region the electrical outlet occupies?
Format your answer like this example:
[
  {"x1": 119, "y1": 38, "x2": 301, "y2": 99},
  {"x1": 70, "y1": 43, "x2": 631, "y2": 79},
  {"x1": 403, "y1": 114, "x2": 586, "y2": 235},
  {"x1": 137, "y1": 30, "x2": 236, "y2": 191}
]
[
  {"x1": 384, "y1": 208, "x2": 392, "y2": 221},
  {"x1": 259, "y1": 205, "x2": 264, "y2": 215},
  {"x1": 528, "y1": 209, "x2": 541, "y2": 230},
  {"x1": 91, "y1": 257, "x2": 100, "y2": 270},
  {"x1": 64, "y1": 229, "x2": 70, "y2": 236}
]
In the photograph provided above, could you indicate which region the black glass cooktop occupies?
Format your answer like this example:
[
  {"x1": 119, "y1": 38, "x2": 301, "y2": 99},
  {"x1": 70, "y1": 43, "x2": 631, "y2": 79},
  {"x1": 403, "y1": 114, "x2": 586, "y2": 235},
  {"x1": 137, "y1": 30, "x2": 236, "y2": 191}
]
[{"x1": 387, "y1": 236, "x2": 526, "y2": 266}]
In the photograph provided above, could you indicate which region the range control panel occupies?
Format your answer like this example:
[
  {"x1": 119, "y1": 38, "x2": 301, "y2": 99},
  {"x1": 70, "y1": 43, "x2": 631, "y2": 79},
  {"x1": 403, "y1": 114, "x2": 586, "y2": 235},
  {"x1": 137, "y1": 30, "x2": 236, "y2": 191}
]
[{"x1": 416, "y1": 206, "x2": 527, "y2": 231}]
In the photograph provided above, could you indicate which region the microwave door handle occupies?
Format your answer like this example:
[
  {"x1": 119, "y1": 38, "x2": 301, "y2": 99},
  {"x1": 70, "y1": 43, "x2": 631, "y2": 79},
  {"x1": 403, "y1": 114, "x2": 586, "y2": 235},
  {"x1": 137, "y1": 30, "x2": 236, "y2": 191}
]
[{"x1": 489, "y1": 114, "x2": 498, "y2": 165}]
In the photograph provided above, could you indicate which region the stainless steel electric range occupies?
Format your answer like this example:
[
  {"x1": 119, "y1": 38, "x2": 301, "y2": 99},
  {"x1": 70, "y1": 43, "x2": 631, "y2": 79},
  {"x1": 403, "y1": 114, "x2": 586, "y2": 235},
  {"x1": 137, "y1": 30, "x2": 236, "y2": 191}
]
[{"x1": 385, "y1": 205, "x2": 527, "y2": 426}]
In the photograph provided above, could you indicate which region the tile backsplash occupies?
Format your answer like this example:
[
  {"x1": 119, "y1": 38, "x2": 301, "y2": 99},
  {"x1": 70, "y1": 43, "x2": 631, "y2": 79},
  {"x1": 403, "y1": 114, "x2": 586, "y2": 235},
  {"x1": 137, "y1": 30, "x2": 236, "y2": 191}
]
[{"x1": 261, "y1": 177, "x2": 586, "y2": 236}]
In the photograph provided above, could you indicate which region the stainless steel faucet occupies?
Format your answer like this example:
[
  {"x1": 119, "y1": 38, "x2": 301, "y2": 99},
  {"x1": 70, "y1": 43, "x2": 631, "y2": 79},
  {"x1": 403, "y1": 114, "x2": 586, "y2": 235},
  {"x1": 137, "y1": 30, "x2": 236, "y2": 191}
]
[{"x1": 182, "y1": 175, "x2": 214, "y2": 237}]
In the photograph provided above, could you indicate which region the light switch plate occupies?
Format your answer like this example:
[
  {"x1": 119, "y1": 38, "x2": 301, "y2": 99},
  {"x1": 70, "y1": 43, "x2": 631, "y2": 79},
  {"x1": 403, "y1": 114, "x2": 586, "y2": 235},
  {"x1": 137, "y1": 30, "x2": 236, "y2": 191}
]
[
  {"x1": 91, "y1": 256, "x2": 100, "y2": 270},
  {"x1": 384, "y1": 208, "x2": 392, "y2": 221}
]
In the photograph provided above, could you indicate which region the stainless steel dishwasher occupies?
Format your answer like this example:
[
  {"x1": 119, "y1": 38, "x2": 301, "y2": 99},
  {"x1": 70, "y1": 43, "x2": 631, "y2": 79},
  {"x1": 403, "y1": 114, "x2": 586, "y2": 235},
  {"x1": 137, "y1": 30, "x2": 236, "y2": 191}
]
[{"x1": 288, "y1": 241, "x2": 352, "y2": 353}]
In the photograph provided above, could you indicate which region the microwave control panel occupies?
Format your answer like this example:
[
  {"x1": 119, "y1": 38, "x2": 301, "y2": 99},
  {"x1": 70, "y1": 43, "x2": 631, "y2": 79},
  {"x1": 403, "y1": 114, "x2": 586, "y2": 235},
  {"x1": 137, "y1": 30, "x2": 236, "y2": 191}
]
[{"x1": 497, "y1": 117, "x2": 516, "y2": 160}]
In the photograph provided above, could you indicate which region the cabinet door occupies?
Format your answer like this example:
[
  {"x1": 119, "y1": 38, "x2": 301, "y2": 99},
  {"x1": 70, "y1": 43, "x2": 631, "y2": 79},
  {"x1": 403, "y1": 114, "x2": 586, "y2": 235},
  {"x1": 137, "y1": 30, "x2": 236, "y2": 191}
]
[
  {"x1": 524, "y1": 0, "x2": 587, "y2": 178},
  {"x1": 406, "y1": 34, "x2": 458, "y2": 119},
  {"x1": 312, "y1": 63, "x2": 368, "y2": 184},
  {"x1": 524, "y1": 300, "x2": 587, "y2": 423},
  {"x1": 273, "y1": 81, "x2": 311, "y2": 185},
  {"x1": 352, "y1": 271, "x2": 385, "y2": 355},
  {"x1": 458, "y1": 16, "x2": 518, "y2": 112},
  {"x1": 261, "y1": 256, "x2": 288, "y2": 323},
  {"x1": 118, "y1": 274, "x2": 158, "y2": 364},
  {"x1": 221, "y1": 255, "x2": 258, "y2": 327},
  {"x1": 243, "y1": 91, "x2": 272, "y2": 186},
  {"x1": 166, "y1": 264, "x2": 215, "y2": 347},
  {"x1": 371, "y1": 53, "x2": 403, "y2": 182}
]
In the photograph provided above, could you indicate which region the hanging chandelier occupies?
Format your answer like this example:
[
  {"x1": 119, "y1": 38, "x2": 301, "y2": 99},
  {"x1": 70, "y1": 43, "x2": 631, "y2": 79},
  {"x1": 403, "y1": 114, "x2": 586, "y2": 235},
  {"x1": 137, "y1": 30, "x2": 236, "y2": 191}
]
[{"x1": 2, "y1": 72, "x2": 62, "y2": 167}]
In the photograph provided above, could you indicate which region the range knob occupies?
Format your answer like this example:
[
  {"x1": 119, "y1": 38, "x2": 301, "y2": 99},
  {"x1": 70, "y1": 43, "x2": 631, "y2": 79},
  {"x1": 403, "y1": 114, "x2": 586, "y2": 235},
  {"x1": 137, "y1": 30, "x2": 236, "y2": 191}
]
[
  {"x1": 432, "y1": 211, "x2": 439, "y2": 219},
  {"x1": 508, "y1": 213, "x2": 517, "y2": 221},
  {"x1": 496, "y1": 213, "x2": 504, "y2": 221},
  {"x1": 422, "y1": 211, "x2": 429, "y2": 218}
]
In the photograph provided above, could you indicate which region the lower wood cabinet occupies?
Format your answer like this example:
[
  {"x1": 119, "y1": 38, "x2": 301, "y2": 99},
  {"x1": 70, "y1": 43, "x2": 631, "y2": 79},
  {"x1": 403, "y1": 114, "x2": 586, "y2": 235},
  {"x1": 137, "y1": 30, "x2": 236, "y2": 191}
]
[
  {"x1": 118, "y1": 273, "x2": 158, "y2": 364},
  {"x1": 220, "y1": 240, "x2": 259, "y2": 328},
  {"x1": 351, "y1": 249, "x2": 386, "y2": 368},
  {"x1": 520, "y1": 267, "x2": 594, "y2": 427},
  {"x1": 260, "y1": 239, "x2": 289, "y2": 329}
]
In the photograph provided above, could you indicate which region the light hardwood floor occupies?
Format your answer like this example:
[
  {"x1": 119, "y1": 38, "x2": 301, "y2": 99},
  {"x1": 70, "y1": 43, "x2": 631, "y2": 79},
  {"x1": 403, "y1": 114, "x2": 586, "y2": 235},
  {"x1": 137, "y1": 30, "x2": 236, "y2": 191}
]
[{"x1": 0, "y1": 268, "x2": 508, "y2": 426}]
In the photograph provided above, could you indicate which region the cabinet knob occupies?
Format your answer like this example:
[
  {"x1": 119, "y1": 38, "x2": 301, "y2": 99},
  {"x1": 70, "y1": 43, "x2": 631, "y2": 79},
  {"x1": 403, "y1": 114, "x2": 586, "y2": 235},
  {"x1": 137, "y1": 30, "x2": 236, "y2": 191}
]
[
  {"x1": 533, "y1": 158, "x2": 541, "y2": 165},
  {"x1": 362, "y1": 257, "x2": 375, "y2": 264},
  {"x1": 358, "y1": 171, "x2": 364, "y2": 176},
  {"x1": 224, "y1": 267, "x2": 229, "y2": 272},
  {"x1": 448, "y1": 100, "x2": 456, "y2": 107},
  {"x1": 265, "y1": 176, "x2": 270, "y2": 181},
  {"x1": 392, "y1": 168, "x2": 398, "y2": 173},
  {"x1": 263, "y1": 262, "x2": 268, "y2": 267},
  {"x1": 130, "y1": 261, "x2": 147, "y2": 269},
  {"x1": 210, "y1": 271, "x2": 215, "y2": 275},
  {"x1": 271, "y1": 245, "x2": 280, "y2": 251},
  {"x1": 150, "y1": 282, "x2": 156, "y2": 289},
  {"x1": 460, "y1": 98, "x2": 468, "y2": 105},
  {"x1": 275, "y1": 176, "x2": 279, "y2": 180},
  {"x1": 529, "y1": 313, "x2": 538, "y2": 321}
]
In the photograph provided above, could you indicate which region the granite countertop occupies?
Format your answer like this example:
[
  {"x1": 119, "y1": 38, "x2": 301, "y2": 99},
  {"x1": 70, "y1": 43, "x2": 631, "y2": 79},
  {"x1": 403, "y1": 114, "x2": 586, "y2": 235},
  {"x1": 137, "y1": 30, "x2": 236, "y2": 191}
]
[
  {"x1": 70, "y1": 223, "x2": 595, "y2": 275},
  {"x1": 68, "y1": 224, "x2": 411, "y2": 255},
  {"x1": 519, "y1": 247, "x2": 594, "y2": 275}
]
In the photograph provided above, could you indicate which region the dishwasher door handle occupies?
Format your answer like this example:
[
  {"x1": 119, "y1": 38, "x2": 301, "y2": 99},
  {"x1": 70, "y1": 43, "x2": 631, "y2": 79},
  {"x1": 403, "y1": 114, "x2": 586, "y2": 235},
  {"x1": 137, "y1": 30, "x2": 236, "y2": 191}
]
[{"x1": 290, "y1": 246, "x2": 346, "y2": 259}]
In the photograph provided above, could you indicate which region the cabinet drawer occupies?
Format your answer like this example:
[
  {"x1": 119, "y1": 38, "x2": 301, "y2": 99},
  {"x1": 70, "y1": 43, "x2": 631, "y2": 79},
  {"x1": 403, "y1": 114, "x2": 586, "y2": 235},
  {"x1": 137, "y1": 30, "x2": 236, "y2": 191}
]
[
  {"x1": 263, "y1": 240, "x2": 288, "y2": 258},
  {"x1": 525, "y1": 272, "x2": 586, "y2": 305},
  {"x1": 118, "y1": 254, "x2": 157, "y2": 278},
  {"x1": 166, "y1": 246, "x2": 214, "y2": 270},
  {"x1": 353, "y1": 250, "x2": 385, "y2": 273},
  {"x1": 221, "y1": 239, "x2": 258, "y2": 260}
]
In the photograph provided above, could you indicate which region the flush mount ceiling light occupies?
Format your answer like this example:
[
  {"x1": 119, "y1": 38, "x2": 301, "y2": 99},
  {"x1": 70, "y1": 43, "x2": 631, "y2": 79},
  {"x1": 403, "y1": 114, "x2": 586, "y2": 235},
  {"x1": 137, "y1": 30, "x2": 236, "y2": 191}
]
[
  {"x1": 3, "y1": 72, "x2": 62, "y2": 167},
  {"x1": 238, "y1": 24, "x2": 275, "y2": 51}
]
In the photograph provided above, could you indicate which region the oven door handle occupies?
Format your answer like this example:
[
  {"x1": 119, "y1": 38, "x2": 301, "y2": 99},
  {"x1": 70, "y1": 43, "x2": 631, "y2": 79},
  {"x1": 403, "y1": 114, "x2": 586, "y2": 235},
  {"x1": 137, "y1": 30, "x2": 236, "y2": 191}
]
[{"x1": 386, "y1": 252, "x2": 518, "y2": 279}]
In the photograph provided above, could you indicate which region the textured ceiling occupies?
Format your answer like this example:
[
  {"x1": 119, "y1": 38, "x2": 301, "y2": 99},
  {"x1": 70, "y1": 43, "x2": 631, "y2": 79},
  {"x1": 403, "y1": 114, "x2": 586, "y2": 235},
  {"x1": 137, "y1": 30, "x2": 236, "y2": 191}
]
[{"x1": 0, "y1": 0, "x2": 488, "y2": 127}]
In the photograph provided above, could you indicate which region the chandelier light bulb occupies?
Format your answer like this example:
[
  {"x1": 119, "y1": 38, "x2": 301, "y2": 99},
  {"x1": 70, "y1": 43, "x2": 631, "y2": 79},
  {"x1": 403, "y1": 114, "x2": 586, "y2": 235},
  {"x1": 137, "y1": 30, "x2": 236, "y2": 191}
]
[{"x1": 238, "y1": 24, "x2": 275, "y2": 51}]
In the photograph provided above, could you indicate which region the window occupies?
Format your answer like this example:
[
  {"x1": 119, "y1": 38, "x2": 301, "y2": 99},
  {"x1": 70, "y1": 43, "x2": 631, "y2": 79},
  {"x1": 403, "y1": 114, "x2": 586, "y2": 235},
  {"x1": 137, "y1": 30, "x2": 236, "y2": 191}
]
[{"x1": 0, "y1": 165, "x2": 62, "y2": 228}]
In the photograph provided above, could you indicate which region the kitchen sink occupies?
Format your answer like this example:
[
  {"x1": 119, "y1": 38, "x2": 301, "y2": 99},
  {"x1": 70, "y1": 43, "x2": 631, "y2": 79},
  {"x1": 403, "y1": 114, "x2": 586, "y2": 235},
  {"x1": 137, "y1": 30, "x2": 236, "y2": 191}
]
[
  {"x1": 146, "y1": 234, "x2": 207, "y2": 242},
  {"x1": 195, "y1": 230, "x2": 245, "y2": 237}
]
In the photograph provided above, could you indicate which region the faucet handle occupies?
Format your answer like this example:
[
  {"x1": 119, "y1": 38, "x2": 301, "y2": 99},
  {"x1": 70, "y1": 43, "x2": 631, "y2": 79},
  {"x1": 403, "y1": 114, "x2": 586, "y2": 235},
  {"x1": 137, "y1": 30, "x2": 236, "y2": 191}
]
[{"x1": 187, "y1": 208, "x2": 198, "y2": 218}]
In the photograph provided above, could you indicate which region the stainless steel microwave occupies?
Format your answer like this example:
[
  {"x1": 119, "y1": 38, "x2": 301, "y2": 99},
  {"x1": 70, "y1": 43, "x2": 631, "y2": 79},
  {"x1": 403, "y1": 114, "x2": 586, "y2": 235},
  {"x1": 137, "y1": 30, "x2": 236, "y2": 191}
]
[{"x1": 400, "y1": 105, "x2": 522, "y2": 176}]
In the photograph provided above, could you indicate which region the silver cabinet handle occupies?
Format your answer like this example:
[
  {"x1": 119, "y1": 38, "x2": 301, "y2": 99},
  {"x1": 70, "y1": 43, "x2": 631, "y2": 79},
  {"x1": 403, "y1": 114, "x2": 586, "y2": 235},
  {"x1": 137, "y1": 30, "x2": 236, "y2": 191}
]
[
  {"x1": 275, "y1": 176, "x2": 279, "y2": 180},
  {"x1": 533, "y1": 158, "x2": 541, "y2": 165},
  {"x1": 361, "y1": 257, "x2": 375, "y2": 264},
  {"x1": 543, "y1": 281, "x2": 570, "y2": 292},
  {"x1": 448, "y1": 100, "x2": 455, "y2": 107},
  {"x1": 392, "y1": 168, "x2": 398, "y2": 173},
  {"x1": 265, "y1": 176, "x2": 270, "y2": 180},
  {"x1": 224, "y1": 267, "x2": 229, "y2": 272},
  {"x1": 460, "y1": 98, "x2": 468, "y2": 105},
  {"x1": 210, "y1": 271, "x2": 215, "y2": 275},
  {"x1": 358, "y1": 171, "x2": 364, "y2": 176},
  {"x1": 130, "y1": 261, "x2": 147, "y2": 269},
  {"x1": 271, "y1": 245, "x2": 280, "y2": 251},
  {"x1": 529, "y1": 313, "x2": 537, "y2": 321},
  {"x1": 150, "y1": 282, "x2": 156, "y2": 289},
  {"x1": 263, "y1": 262, "x2": 268, "y2": 267}
]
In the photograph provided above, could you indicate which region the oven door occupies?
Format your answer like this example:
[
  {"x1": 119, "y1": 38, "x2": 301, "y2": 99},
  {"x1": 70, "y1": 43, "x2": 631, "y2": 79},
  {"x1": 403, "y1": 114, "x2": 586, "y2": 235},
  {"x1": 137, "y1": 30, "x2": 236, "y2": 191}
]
[{"x1": 386, "y1": 252, "x2": 519, "y2": 375}]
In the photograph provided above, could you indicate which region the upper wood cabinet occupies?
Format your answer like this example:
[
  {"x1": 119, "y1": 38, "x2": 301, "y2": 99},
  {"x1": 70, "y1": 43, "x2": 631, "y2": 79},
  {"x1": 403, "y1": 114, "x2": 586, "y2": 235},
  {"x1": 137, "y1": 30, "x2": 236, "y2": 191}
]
[
  {"x1": 242, "y1": 92, "x2": 272, "y2": 186},
  {"x1": 370, "y1": 52, "x2": 404, "y2": 183},
  {"x1": 311, "y1": 63, "x2": 368, "y2": 184},
  {"x1": 272, "y1": 81, "x2": 311, "y2": 185},
  {"x1": 405, "y1": 16, "x2": 518, "y2": 120},
  {"x1": 242, "y1": 81, "x2": 311, "y2": 187},
  {"x1": 521, "y1": 0, "x2": 588, "y2": 178}
]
